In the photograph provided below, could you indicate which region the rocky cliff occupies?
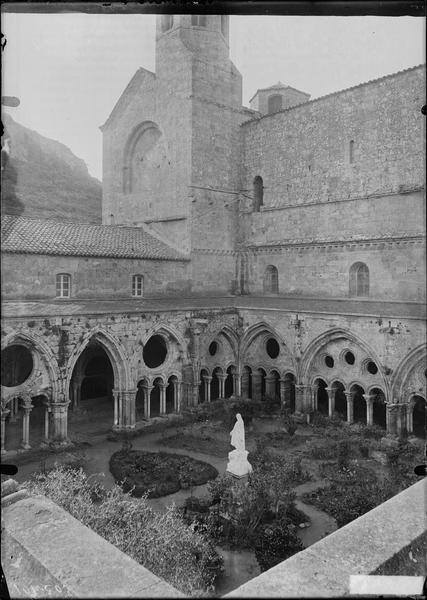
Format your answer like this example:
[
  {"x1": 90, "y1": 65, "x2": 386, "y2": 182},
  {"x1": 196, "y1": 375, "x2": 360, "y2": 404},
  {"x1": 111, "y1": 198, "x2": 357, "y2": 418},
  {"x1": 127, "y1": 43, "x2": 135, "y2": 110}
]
[{"x1": 1, "y1": 112, "x2": 102, "y2": 223}]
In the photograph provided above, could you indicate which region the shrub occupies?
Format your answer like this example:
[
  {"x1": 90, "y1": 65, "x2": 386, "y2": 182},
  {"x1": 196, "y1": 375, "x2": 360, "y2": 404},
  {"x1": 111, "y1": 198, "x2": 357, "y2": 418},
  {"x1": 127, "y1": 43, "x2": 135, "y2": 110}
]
[
  {"x1": 254, "y1": 521, "x2": 304, "y2": 572},
  {"x1": 261, "y1": 394, "x2": 281, "y2": 415},
  {"x1": 109, "y1": 450, "x2": 218, "y2": 498},
  {"x1": 26, "y1": 467, "x2": 223, "y2": 596},
  {"x1": 304, "y1": 466, "x2": 397, "y2": 528},
  {"x1": 337, "y1": 440, "x2": 352, "y2": 469}
]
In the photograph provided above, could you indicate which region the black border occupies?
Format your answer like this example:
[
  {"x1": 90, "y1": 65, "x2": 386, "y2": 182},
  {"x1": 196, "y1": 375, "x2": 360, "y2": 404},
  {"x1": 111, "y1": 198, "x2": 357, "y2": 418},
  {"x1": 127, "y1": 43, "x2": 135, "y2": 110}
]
[{"x1": 1, "y1": 0, "x2": 426, "y2": 16}]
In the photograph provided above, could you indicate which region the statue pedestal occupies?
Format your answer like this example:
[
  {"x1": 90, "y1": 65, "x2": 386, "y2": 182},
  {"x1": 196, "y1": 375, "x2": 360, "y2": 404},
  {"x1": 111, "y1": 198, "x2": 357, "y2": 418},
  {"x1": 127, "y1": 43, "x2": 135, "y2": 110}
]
[{"x1": 226, "y1": 449, "x2": 252, "y2": 479}]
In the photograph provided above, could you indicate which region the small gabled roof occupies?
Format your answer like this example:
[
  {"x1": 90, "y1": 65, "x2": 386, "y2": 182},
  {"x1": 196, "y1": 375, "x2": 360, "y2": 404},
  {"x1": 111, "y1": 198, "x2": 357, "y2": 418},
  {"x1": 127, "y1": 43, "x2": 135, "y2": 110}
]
[
  {"x1": 1, "y1": 215, "x2": 187, "y2": 261},
  {"x1": 249, "y1": 82, "x2": 310, "y2": 103}
]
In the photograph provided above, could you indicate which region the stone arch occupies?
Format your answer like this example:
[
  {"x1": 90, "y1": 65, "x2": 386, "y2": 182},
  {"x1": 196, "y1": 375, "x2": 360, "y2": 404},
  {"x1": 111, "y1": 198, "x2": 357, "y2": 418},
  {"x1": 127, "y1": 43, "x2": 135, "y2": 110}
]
[
  {"x1": 263, "y1": 265, "x2": 279, "y2": 293},
  {"x1": 1, "y1": 330, "x2": 61, "y2": 399},
  {"x1": 205, "y1": 325, "x2": 239, "y2": 367},
  {"x1": 66, "y1": 328, "x2": 130, "y2": 400},
  {"x1": 123, "y1": 120, "x2": 162, "y2": 194},
  {"x1": 391, "y1": 344, "x2": 426, "y2": 403},
  {"x1": 369, "y1": 386, "x2": 387, "y2": 429},
  {"x1": 408, "y1": 393, "x2": 426, "y2": 439},
  {"x1": 331, "y1": 380, "x2": 347, "y2": 419},
  {"x1": 240, "y1": 321, "x2": 294, "y2": 372},
  {"x1": 300, "y1": 327, "x2": 388, "y2": 396},
  {"x1": 313, "y1": 377, "x2": 329, "y2": 414},
  {"x1": 138, "y1": 323, "x2": 187, "y2": 377},
  {"x1": 349, "y1": 382, "x2": 366, "y2": 423}
]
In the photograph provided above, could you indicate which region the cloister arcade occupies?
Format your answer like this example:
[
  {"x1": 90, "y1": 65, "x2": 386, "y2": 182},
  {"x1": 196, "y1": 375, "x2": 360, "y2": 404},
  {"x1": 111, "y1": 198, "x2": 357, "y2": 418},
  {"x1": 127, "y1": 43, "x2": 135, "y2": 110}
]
[{"x1": 1, "y1": 323, "x2": 425, "y2": 454}]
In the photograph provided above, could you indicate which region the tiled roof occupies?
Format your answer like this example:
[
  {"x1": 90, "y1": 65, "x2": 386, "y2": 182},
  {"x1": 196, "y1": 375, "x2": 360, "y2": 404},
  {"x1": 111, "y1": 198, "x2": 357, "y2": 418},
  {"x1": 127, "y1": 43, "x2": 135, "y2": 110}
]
[{"x1": 1, "y1": 215, "x2": 187, "y2": 261}]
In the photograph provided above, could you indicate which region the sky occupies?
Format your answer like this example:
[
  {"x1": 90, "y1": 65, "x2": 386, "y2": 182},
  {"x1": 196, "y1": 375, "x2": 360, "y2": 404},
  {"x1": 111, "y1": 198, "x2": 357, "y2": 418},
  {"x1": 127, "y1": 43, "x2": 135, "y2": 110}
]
[{"x1": 2, "y1": 12, "x2": 425, "y2": 180}]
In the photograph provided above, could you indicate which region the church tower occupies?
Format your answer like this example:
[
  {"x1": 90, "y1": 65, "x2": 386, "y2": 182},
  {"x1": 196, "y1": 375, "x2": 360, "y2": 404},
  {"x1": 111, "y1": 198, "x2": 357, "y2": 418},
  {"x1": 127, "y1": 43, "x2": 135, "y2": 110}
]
[{"x1": 101, "y1": 15, "x2": 248, "y2": 291}]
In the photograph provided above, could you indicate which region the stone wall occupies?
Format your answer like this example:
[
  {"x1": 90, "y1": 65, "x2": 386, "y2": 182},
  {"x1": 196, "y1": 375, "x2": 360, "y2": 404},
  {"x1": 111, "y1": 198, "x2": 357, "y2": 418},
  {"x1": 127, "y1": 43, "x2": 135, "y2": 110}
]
[
  {"x1": 1, "y1": 483, "x2": 182, "y2": 598},
  {"x1": 242, "y1": 234, "x2": 426, "y2": 301},
  {"x1": 1, "y1": 253, "x2": 191, "y2": 300},
  {"x1": 241, "y1": 65, "x2": 425, "y2": 210}
]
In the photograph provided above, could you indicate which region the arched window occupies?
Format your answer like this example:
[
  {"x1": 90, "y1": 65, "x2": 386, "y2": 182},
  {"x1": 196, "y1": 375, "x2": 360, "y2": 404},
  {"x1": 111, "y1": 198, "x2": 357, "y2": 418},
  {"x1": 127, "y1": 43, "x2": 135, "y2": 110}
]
[
  {"x1": 349, "y1": 140, "x2": 355, "y2": 164},
  {"x1": 191, "y1": 15, "x2": 207, "y2": 27},
  {"x1": 264, "y1": 265, "x2": 279, "y2": 293},
  {"x1": 349, "y1": 262, "x2": 369, "y2": 297},
  {"x1": 253, "y1": 175, "x2": 264, "y2": 211},
  {"x1": 161, "y1": 15, "x2": 173, "y2": 32},
  {"x1": 132, "y1": 274, "x2": 144, "y2": 297},
  {"x1": 56, "y1": 273, "x2": 71, "y2": 298},
  {"x1": 123, "y1": 122, "x2": 162, "y2": 194},
  {"x1": 268, "y1": 94, "x2": 283, "y2": 114}
]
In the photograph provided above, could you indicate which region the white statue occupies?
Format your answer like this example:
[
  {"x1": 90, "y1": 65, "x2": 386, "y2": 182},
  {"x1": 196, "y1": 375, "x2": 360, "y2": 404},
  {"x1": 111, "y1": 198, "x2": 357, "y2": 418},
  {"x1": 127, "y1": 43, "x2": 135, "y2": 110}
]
[
  {"x1": 230, "y1": 413, "x2": 245, "y2": 451},
  {"x1": 226, "y1": 413, "x2": 252, "y2": 478}
]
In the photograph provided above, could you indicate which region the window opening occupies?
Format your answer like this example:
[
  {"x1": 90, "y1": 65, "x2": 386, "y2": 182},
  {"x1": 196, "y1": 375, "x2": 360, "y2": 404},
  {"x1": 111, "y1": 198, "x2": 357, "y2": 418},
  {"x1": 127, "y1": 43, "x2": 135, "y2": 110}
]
[
  {"x1": 350, "y1": 262, "x2": 369, "y2": 297},
  {"x1": 264, "y1": 265, "x2": 279, "y2": 293},
  {"x1": 56, "y1": 273, "x2": 71, "y2": 298},
  {"x1": 253, "y1": 175, "x2": 264, "y2": 212},
  {"x1": 132, "y1": 275, "x2": 144, "y2": 297}
]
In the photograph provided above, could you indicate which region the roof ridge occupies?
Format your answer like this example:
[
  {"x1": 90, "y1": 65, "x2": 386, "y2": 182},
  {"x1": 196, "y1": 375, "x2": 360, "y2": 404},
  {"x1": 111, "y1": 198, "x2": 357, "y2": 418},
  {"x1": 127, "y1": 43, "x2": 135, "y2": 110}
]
[{"x1": 243, "y1": 63, "x2": 425, "y2": 126}]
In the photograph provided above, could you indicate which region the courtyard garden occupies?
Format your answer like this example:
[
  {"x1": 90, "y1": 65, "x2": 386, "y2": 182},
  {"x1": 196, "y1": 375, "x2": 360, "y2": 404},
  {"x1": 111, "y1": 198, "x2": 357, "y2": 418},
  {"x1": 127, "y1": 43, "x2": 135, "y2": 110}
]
[{"x1": 19, "y1": 395, "x2": 424, "y2": 596}]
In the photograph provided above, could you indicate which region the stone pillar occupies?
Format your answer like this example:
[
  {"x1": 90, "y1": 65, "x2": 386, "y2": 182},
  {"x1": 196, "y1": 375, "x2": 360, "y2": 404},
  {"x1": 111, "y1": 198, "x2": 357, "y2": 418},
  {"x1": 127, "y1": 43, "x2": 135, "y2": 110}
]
[
  {"x1": 124, "y1": 390, "x2": 137, "y2": 427},
  {"x1": 386, "y1": 403, "x2": 399, "y2": 436},
  {"x1": 44, "y1": 403, "x2": 50, "y2": 442},
  {"x1": 279, "y1": 379, "x2": 286, "y2": 405},
  {"x1": 1, "y1": 408, "x2": 10, "y2": 455},
  {"x1": 241, "y1": 370, "x2": 250, "y2": 398},
  {"x1": 9, "y1": 398, "x2": 19, "y2": 423},
  {"x1": 325, "y1": 387, "x2": 335, "y2": 417},
  {"x1": 312, "y1": 384, "x2": 319, "y2": 412},
  {"x1": 265, "y1": 375, "x2": 276, "y2": 398},
  {"x1": 363, "y1": 394, "x2": 374, "y2": 426},
  {"x1": 51, "y1": 401, "x2": 69, "y2": 444},
  {"x1": 204, "y1": 376, "x2": 212, "y2": 403},
  {"x1": 252, "y1": 371, "x2": 263, "y2": 401},
  {"x1": 234, "y1": 370, "x2": 241, "y2": 397},
  {"x1": 294, "y1": 384, "x2": 310, "y2": 414},
  {"x1": 407, "y1": 400, "x2": 414, "y2": 434},
  {"x1": 218, "y1": 374, "x2": 226, "y2": 399},
  {"x1": 159, "y1": 383, "x2": 167, "y2": 415},
  {"x1": 397, "y1": 403, "x2": 407, "y2": 438},
  {"x1": 21, "y1": 403, "x2": 33, "y2": 450},
  {"x1": 144, "y1": 385, "x2": 153, "y2": 419},
  {"x1": 344, "y1": 391, "x2": 354, "y2": 424},
  {"x1": 173, "y1": 381, "x2": 182, "y2": 412},
  {"x1": 113, "y1": 389, "x2": 120, "y2": 427}
]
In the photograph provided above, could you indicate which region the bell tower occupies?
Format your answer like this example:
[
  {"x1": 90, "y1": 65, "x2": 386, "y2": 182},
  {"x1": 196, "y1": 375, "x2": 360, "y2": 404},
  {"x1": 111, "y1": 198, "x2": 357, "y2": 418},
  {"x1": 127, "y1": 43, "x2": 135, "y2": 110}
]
[{"x1": 102, "y1": 15, "x2": 247, "y2": 291}]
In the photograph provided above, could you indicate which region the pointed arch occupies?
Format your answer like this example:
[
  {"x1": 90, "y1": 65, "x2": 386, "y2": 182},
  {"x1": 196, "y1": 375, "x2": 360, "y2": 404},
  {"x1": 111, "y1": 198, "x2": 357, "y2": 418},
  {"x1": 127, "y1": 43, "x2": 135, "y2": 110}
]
[
  {"x1": 1, "y1": 330, "x2": 61, "y2": 398},
  {"x1": 240, "y1": 321, "x2": 293, "y2": 365},
  {"x1": 391, "y1": 344, "x2": 427, "y2": 402},
  {"x1": 65, "y1": 328, "x2": 130, "y2": 398},
  {"x1": 300, "y1": 327, "x2": 388, "y2": 394}
]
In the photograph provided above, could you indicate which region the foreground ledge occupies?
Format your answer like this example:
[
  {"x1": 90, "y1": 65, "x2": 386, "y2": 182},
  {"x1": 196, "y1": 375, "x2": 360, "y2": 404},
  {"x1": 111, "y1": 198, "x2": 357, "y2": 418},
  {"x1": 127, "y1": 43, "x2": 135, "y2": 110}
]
[
  {"x1": 225, "y1": 479, "x2": 426, "y2": 598},
  {"x1": 2, "y1": 488, "x2": 182, "y2": 598}
]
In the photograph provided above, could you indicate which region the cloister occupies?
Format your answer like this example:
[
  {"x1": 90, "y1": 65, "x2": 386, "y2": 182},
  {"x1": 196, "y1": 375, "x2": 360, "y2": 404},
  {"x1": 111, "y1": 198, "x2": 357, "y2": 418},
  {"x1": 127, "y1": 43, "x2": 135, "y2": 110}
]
[{"x1": 1, "y1": 321, "x2": 425, "y2": 455}]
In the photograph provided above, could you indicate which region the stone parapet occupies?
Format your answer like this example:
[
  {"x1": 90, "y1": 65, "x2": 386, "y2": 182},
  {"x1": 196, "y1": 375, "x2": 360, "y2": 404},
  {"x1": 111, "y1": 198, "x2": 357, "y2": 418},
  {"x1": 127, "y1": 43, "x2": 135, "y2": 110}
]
[
  {"x1": 225, "y1": 479, "x2": 426, "y2": 598},
  {"x1": 1, "y1": 483, "x2": 182, "y2": 598}
]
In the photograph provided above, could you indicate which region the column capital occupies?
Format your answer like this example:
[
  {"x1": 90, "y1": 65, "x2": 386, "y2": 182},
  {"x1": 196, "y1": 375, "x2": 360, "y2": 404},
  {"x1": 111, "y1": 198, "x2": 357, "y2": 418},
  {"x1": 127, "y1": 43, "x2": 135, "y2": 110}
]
[
  {"x1": 1, "y1": 408, "x2": 11, "y2": 420},
  {"x1": 203, "y1": 375, "x2": 212, "y2": 383},
  {"x1": 362, "y1": 393, "x2": 374, "y2": 403}
]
